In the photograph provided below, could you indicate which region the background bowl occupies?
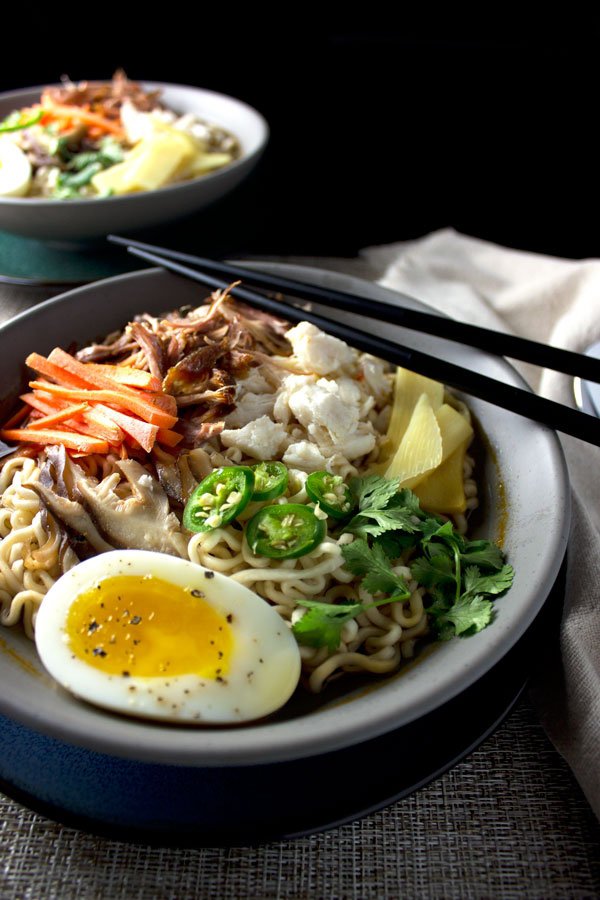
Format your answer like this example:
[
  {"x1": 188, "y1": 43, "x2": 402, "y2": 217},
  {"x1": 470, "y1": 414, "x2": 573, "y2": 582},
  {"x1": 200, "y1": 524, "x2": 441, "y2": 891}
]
[
  {"x1": 0, "y1": 265, "x2": 570, "y2": 838},
  {"x1": 0, "y1": 82, "x2": 268, "y2": 243}
]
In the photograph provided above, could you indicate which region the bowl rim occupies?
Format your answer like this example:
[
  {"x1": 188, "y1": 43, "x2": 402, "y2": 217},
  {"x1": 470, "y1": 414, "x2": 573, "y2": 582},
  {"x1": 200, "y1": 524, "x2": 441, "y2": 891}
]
[
  {"x1": 0, "y1": 80, "x2": 269, "y2": 208},
  {"x1": 0, "y1": 264, "x2": 571, "y2": 766}
]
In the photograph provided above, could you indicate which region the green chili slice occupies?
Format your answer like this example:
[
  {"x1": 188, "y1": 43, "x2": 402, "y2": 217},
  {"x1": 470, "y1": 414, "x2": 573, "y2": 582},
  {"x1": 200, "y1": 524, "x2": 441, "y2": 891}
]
[
  {"x1": 183, "y1": 466, "x2": 254, "y2": 533},
  {"x1": 0, "y1": 108, "x2": 43, "y2": 134},
  {"x1": 306, "y1": 471, "x2": 354, "y2": 519},
  {"x1": 251, "y1": 461, "x2": 288, "y2": 501},
  {"x1": 246, "y1": 503, "x2": 326, "y2": 559}
]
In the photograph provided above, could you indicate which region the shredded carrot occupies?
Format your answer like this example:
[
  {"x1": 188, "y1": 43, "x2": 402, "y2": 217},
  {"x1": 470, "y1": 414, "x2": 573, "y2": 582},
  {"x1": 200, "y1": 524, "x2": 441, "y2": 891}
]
[
  {"x1": 26, "y1": 352, "x2": 90, "y2": 388},
  {"x1": 86, "y1": 364, "x2": 163, "y2": 392},
  {"x1": 21, "y1": 392, "x2": 124, "y2": 444},
  {"x1": 1, "y1": 404, "x2": 30, "y2": 430},
  {"x1": 28, "y1": 381, "x2": 177, "y2": 429},
  {"x1": 27, "y1": 402, "x2": 89, "y2": 430},
  {"x1": 80, "y1": 407, "x2": 125, "y2": 443},
  {"x1": 156, "y1": 428, "x2": 184, "y2": 447},
  {"x1": 0, "y1": 428, "x2": 109, "y2": 455},
  {"x1": 21, "y1": 392, "x2": 61, "y2": 413},
  {"x1": 143, "y1": 393, "x2": 177, "y2": 417},
  {"x1": 40, "y1": 95, "x2": 124, "y2": 138},
  {"x1": 96, "y1": 405, "x2": 158, "y2": 453},
  {"x1": 47, "y1": 347, "x2": 134, "y2": 391},
  {"x1": 16, "y1": 348, "x2": 180, "y2": 458},
  {"x1": 47, "y1": 349, "x2": 177, "y2": 416}
]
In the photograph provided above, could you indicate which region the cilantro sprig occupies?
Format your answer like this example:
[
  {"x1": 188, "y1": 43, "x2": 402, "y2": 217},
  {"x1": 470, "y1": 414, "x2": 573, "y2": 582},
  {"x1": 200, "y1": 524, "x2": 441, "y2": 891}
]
[
  {"x1": 341, "y1": 539, "x2": 411, "y2": 598},
  {"x1": 291, "y1": 474, "x2": 514, "y2": 652},
  {"x1": 409, "y1": 517, "x2": 514, "y2": 640},
  {"x1": 344, "y1": 477, "x2": 421, "y2": 539},
  {"x1": 292, "y1": 596, "x2": 404, "y2": 652}
]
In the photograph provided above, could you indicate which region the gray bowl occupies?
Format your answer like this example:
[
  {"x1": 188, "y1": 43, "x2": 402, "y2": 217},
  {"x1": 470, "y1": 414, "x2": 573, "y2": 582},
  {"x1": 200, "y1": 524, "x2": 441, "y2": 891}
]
[
  {"x1": 0, "y1": 83, "x2": 268, "y2": 242},
  {"x1": 0, "y1": 265, "x2": 570, "y2": 836}
]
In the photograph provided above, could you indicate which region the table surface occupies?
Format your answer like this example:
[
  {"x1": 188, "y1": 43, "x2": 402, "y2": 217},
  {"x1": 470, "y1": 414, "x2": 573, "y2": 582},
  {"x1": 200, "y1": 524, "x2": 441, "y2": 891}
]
[
  {"x1": 1, "y1": 699, "x2": 599, "y2": 899},
  {"x1": 1, "y1": 272, "x2": 599, "y2": 898}
]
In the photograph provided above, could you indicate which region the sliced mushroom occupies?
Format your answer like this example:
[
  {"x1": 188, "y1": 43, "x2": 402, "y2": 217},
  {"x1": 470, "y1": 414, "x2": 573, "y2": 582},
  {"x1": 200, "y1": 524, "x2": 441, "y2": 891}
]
[
  {"x1": 43, "y1": 445, "x2": 69, "y2": 497},
  {"x1": 155, "y1": 460, "x2": 184, "y2": 505},
  {"x1": 27, "y1": 481, "x2": 115, "y2": 554},
  {"x1": 73, "y1": 459, "x2": 188, "y2": 557}
]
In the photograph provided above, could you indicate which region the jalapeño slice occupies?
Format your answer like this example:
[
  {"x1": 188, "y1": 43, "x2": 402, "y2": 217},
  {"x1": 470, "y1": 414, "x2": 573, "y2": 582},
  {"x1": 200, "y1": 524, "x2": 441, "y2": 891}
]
[
  {"x1": 251, "y1": 461, "x2": 288, "y2": 501},
  {"x1": 305, "y1": 471, "x2": 354, "y2": 519},
  {"x1": 246, "y1": 503, "x2": 326, "y2": 559},
  {"x1": 0, "y1": 108, "x2": 44, "y2": 134},
  {"x1": 183, "y1": 466, "x2": 254, "y2": 533}
]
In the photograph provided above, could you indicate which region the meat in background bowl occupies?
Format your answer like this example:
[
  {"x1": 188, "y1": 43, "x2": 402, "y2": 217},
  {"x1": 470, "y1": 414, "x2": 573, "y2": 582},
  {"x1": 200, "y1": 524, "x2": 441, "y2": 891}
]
[
  {"x1": 0, "y1": 265, "x2": 570, "y2": 839},
  {"x1": 0, "y1": 81, "x2": 268, "y2": 242}
]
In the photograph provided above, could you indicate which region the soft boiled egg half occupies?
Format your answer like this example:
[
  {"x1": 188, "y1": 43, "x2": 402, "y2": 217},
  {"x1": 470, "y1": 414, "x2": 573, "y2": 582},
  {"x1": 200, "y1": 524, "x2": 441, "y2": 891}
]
[
  {"x1": 0, "y1": 138, "x2": 32, "y2": 197},
  {"x1": 35, "y1": 550, "x2": 302, "y2": 724}
]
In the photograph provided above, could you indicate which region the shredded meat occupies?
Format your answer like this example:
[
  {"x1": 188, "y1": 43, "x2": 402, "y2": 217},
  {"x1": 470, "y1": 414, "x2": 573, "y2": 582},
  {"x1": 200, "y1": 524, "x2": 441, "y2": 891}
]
[
  {"x1": 177, "y1": 419, "x2": 226, "y2": 444},
  {"x1": 74, "y1": 285, "x2": 292, "y2": 450},
  {"x1": 42, "y1": 70, "x2": 162, "y2": 120},
  {"x1": 76, "y1": 331, "x2": 138, "y2": 363},
  {"x1": 129, "y1": 321, "x2": 166, "y2": 380}
]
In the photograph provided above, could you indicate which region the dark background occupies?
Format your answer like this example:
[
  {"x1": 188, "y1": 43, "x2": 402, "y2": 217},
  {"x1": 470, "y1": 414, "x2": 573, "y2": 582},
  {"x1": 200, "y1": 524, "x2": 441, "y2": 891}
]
[{"x1": 2, "y1": 13, "x2": 597, "y2": 261}]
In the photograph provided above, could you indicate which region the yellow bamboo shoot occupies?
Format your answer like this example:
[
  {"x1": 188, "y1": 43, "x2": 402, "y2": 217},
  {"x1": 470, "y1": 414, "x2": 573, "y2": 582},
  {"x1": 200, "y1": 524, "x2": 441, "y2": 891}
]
[
  {"x1": 414, "y1": 439, "x2": 471, "y2": 514},
  {"x1": 435, "y1": 404, "x2": 473, "y2": 463},
  {"x1": 383, "y1": 368, "x2": 444, "y2": 456},
  {"x1": 92, "y1": 130, "x2": 198, "y2": 195},
  {"x1": 384, "y1": 393, "x2": 443, "y2": 486}
]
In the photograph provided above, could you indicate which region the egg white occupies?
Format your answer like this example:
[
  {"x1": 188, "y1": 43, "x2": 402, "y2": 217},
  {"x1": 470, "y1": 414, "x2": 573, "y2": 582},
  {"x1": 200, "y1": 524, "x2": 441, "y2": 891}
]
[
  {"x1": 0, "y1": 138, "x2": 32, "y2": 197},
  {"x1": 35, "y1": 550, "x2": 302, "y2": 724}
]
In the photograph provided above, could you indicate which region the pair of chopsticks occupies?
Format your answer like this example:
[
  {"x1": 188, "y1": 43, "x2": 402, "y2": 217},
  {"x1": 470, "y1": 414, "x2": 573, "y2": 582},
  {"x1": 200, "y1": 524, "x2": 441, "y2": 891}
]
[{"x1": 108, "y1": 235, "x2": 600, "y2": 448}]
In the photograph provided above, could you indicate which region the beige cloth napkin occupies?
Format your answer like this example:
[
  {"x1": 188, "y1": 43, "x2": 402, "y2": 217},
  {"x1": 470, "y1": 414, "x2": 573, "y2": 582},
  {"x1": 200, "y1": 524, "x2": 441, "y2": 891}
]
[{"x1": 350, "y1": 228, "x2": 600, "y2": 818}]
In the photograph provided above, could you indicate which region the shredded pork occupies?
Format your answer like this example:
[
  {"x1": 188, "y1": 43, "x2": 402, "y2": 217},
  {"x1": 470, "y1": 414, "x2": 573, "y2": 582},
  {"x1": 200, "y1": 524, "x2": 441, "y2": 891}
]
[
  {"x1": 75, "y1": 286, "x2": 292, "y2": 448},
  {"x1": 42, "y1": 70, "x2": 162, "y2": 120}
]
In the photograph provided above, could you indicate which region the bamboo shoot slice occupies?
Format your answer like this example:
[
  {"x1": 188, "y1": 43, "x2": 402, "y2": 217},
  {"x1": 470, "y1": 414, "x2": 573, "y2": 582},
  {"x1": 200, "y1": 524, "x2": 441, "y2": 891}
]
[
  {"x1": 382, "y1": 368, "x2": 444, "y2": 462},
  {"x1": 435, "y1": 404, "x2": 474, "y2": 463},
  {"x1": 414, "y1": 439, "x2": 470, "y2": 514},
  {"x1": 384, "y1": 393, "x2": 443, "y2": 486}
]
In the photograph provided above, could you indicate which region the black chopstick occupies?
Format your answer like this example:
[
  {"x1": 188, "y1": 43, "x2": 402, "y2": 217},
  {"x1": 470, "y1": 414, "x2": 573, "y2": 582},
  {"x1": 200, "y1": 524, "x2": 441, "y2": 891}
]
[
  {"x1": 123, "y1": 244, "x2": 600, "y2": 447},
  {"x1": 108, "y1": 234, "x2": 600, "y2": 384}
]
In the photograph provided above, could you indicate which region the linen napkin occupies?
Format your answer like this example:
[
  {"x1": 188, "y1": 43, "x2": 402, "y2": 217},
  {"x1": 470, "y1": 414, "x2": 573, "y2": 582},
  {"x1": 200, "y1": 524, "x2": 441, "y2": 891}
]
[{"x1": 350, "y1": 228, "x2": 600, "y2": 819}]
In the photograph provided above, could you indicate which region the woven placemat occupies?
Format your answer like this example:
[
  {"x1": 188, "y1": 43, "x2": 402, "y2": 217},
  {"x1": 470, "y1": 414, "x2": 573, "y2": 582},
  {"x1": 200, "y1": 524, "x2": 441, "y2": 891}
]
[{"x1": 1, "y1": 697, "x2": 599, "y2": 900}]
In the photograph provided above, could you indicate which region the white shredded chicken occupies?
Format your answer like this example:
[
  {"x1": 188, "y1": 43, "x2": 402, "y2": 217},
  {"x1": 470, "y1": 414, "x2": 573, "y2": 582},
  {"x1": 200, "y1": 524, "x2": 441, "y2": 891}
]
[
  {"x1": 218, "y1": 323, "x2": 393, "y2": 474},
  {"x1": 220, "y1": 416, "x2": 288, "y2": 460},
  {"x1": 284, "y1": 322, "x2": 357, "y2": 376}
]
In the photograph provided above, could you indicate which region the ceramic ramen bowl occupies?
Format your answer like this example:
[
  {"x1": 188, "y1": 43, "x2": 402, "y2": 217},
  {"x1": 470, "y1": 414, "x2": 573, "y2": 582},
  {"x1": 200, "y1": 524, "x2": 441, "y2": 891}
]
[
  {"x1": 0, "y1": 82, "x2": 268, "y2": 242},
  {"x1": 0, "y1": 265, "x2": 570, "y2": 841}
]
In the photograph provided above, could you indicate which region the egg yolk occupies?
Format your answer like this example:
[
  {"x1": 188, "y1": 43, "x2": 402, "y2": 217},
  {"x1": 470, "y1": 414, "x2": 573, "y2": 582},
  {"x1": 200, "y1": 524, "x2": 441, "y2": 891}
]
[{"x1": 65, "y1": 574, "x2": 233, "y2": 679}]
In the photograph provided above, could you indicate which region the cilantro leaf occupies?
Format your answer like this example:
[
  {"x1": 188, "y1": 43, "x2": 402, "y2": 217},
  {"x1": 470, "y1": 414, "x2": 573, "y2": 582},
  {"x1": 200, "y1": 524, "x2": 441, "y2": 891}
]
[
  {"x1": 410, "y1": 553, "x2": 455, "y2": 590},
  {"x1": 344, "y1": 505, "x2": 420, "y2": 539},
  {"x1": 429, "y1": 594, "x2": 494, "y2": 639},
  {"x1": 460, "y1": 540, "x2": 505, "y2": 570},
  {"x1": 293, "y1": 596, "x2": 407, "y2": 651},
  {"x1": 375, "y1": 531, "x2": 419, "y2": 559},
  {"x1": 344, "y1": 477, "x2": 420, "y2": 540},
  {"x1": 388, "y1": 488, "x2": 423, "y2": 516},
  {"x1": 463, "y1": 564, "x2": 514, "y2": 598},
  {"x1": 349, "y1": 474, "x2": 401, "y2": 510},
  {"x1": 341, "y1": 539, "x2": 410, "y2": 598},
  {"x1": 292, "y1": 600, "x2": 364, "y2": 651},
  {"x1": 421, "y1": 518, "x2": 465, "y2": 551}
]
